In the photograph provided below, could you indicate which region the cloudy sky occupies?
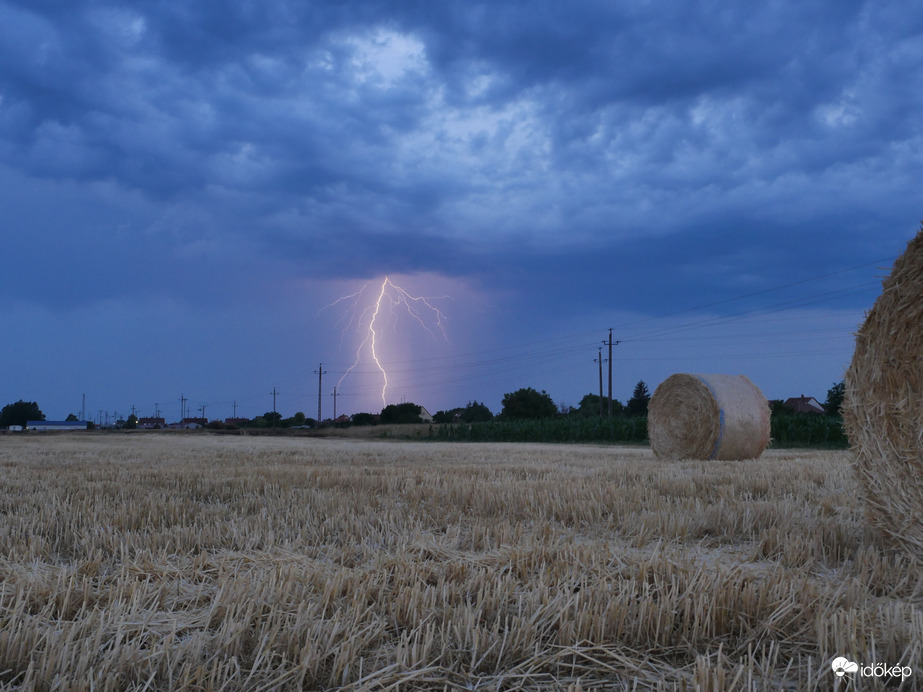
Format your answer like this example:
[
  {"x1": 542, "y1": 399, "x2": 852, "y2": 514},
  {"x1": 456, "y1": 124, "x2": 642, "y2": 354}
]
[{"x1": 2, "y1": 0, "x2": 921, "y2": 422}]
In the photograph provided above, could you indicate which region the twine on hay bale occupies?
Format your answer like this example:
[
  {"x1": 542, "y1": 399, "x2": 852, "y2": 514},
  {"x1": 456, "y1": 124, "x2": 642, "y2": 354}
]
[
  {"x1": 843, "y1": 224, "x2": 923, "y2": 558},
  {"x1": 648, "y1": 373, "x2": 771, "y2": 461}
]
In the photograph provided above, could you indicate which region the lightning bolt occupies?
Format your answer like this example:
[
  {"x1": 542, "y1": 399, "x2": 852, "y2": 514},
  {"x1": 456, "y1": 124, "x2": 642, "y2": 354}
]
[
  {"x1": 369, "y1": 278, "x2": 388, "y2": 407},
  {"x1": 327, "y1": 276, "x2": 449, "y2": 410}
]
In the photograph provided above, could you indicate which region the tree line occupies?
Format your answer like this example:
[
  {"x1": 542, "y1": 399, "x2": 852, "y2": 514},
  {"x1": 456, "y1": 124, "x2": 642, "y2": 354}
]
[
  {"x1": 433, "y1": 380, "x2": 653, "y2": 423},
  {"x1": 2, "y1": 381, "x2": 848, "y2": 448}
]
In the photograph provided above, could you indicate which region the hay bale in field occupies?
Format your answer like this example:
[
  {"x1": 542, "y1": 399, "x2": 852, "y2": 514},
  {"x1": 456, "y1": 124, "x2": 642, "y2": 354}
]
[
  {"x1": 843, "y1": 225, "x2": 923, "y2": 558},
  {"x1": 648, "y1": 373, "x2": 770, "y2": 461}
]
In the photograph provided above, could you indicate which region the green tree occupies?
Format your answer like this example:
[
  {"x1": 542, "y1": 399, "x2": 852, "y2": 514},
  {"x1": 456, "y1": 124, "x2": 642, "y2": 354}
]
[
  {"x1": 125, "y1": 414, "x2": 139, "y2": 430},
  {"x1": 577, "y1": 393, "x2": 602, "y2": 416},
  {"x1": 626, "y1": 380, "x2": 651, "y2": 416},
  {"x1": 432, "y1": 408, "x2": 459, "y2": 424},
  {"x1": 768, "y1": 399, "x2": 787, "y2": 415},
  {"x1": 262, "y1": 411, "x2": 283, "y2": 427},
  {"x1": 499, "y1": 387, "x2": 557, "y2": 420},
  {"x1": 65, "y1": 413, "x2": 79, "y2": 422},
  {"x1": 282, "y1": 412, "x2": 309, "y2": 427},
  {"x1": 351, "y1": 412, "x2": 376, "y2": 426},
  {"x1": 434, "y1": 401, "x2": 493, "y2": 424},
  {"x1": 380, "y1": 403, "x2": 423, "y2": 424},
  {"x1": 460, "y1": 401, "x2": 493, "y2": 423},
  {"x1": 0, "y1": 400, "x2": 45, "y2": 428},
  {"x1": 825, "y1": 381, "x2": 845, "y2": 416},
  {"x1": 576, "y1": 393, "x2": 624, "y2": 417}
]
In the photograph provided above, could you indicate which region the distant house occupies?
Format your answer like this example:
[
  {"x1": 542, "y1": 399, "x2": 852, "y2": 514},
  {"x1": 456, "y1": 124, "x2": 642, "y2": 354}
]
[
  {"x1": 224, "y1": 417, "x2": 250, "y2": 427},
  {"x1": 138, "y1": 417, "x2": 166, "y2": 429},
  {"x1": 180, "y1": 417, "x2": 207, "y2": 429},
  {"x1": 783, "y1": 396, "x2": 825, "y2": 415},
  {"x1": 26, "y1": 420, "x2": 88, "y2": 431},
  {"x1": 418, "y1": 406, "x2": 434, "y2": 422}
]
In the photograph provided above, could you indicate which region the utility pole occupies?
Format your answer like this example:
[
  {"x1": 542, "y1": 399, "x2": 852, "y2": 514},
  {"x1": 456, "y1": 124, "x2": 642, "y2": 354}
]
[
  {"x1": 270, "y1": 387, "x2": 279, "y2": 428},
  {"x1": 81, "y1": 393, "x2": 86, "y2": 422},
  {"x1": 331, "y1": 386, "x2": 338, "y2": 420},
  {"x1": 594, "y1": 347, "x2": 606, "y2": 417},
  {"x1": 199, "y1": 404, "x2": 206, "y2": 421},
  {"x1": 180, "y1": 394, "x2": 187, "y2": 423},
  {"x1": 314, "y1": 363, "x2": 327, "y2": 422},
  {"x1": 131, "y1": 405, "x2": 137, "y2": 417},
  {"x1": 154, "y1": 403, "x2": 160, "y2": 419},
  {"x1": 232, "y1": 401, "x2": 237, "y2": 418},
  {"x1": 604, "y1": 329, "x2": 620, "y2": 417}
]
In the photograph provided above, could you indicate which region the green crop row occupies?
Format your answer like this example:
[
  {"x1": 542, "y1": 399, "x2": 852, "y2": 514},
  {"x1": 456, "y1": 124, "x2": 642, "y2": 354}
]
[
  {"x1": 426, "y1": 413, "x2": 848, "y2": 448},
  {"x1": 429, "y1": 416, "x2": 650, "y2": 444},
  {"x1": 769, "y1": 414, "x2": 848, "y2": 448}
]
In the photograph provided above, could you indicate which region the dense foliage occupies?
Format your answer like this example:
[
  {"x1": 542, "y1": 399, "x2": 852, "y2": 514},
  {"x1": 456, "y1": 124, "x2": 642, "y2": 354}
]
[
  {"x1": 770, "y1": 414, "x2": 848, "y2": 448},
  {"x1": 428, "y1": 412, "x2": 847, "y2": 448},
  {"x1": 0, "y1": 400, "x2": 45, "y2": 428},
  {"x1": 625, "y1": 380, "x2": 651, "y2": 416},
  {"x1": 431, "y1": 416, "x2": 649, "y2": 443},
  {"x1": 499, "y1": 387, "x2": 557, "y2": 420},
  {"x1": 380, "y1": 403, "x2": 423, "y2": 424},
  {"x1": 433, "y1": 401, "x2": 493, "y2": 424},
  {"x1": 824, "y1": 381, "x2": 846, "y2": 415}
]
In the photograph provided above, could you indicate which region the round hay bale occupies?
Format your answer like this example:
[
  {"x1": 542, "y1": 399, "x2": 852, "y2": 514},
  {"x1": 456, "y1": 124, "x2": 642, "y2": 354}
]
[
  {"x1": 648, "y1": 373, "x2": 770, "y2": 461},
  {"x1": 843, "y1": 225, "x2": 923, "y2": 558}
]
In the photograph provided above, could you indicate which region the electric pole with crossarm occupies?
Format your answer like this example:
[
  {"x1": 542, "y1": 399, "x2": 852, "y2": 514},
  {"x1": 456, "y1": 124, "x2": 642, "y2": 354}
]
[
  {"x1": 604, "y1": 329, "x2": 621, "y2": 416},
  {"x1": 594, "y1": 347, "x2": 607, "y2": 417},
  {"x1": 270, "y1": 388, "x2": 279, "y2": 428},
  {"x1": 315, "y1": 364, "x2": 327, "y2": 422}
]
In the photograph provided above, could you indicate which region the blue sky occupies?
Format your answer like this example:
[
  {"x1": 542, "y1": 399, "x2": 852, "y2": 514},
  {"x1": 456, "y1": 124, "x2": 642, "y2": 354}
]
[{"x1": 1, "y1": 0, "x2": 921, "y2": 422}]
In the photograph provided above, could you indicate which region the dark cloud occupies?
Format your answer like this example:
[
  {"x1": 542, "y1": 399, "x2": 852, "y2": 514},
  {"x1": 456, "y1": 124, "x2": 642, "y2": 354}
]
[{"x1": 1, "y1": 0, "x2": 921, "y2": 416}]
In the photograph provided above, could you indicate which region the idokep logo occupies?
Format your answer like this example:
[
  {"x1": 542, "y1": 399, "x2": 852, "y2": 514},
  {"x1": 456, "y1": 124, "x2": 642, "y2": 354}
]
[
  {"x1": 831, "y1": 657, "x2": 858, "y2": 677},
  {"x1": 831, "y1": 656, "x2": 912, "y2": 682}
]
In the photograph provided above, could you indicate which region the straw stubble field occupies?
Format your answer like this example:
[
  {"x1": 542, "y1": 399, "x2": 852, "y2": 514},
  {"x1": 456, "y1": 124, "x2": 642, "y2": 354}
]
[{"x1": 0, "y1": 434, "x2": 919, "y2": 690}]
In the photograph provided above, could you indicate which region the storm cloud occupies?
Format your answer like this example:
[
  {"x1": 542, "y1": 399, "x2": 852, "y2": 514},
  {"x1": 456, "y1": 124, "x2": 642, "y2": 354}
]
[{"x1": 1, "y1": 0, "x2": 920, "y2": 417}]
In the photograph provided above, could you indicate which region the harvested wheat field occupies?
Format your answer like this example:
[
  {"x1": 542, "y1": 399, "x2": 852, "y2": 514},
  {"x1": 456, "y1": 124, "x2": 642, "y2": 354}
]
[{"x1": 0, "y1": 434, "x2": 919, "y2": 691}]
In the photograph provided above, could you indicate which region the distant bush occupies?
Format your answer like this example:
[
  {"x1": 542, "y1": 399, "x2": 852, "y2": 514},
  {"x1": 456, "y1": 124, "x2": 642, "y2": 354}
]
[{"x1": 207, "y1": 420, "x2": 236, "y2": 430}]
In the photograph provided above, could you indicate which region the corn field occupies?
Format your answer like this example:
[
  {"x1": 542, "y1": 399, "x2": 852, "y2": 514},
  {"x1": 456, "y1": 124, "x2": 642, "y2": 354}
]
[
  {"x1": 429, "y1": 417, "x2": 650, "y2": 444},
  {"x1": 0, "y1": 433, "x2": 918, "y2": 690},
  {"x1": 768, "y1": 415, "x2": 847, "y2": 448},
  {"x1": 428, "y1": 414, "x2": 846, "y2": 448}
]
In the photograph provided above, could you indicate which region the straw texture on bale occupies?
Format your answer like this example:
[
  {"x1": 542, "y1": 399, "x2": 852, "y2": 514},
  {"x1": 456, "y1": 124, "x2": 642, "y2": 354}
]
[
  {"x1": 648, "y1": 373, "x2": 771, "y2": 461},
  {"x1": 843, "y1": 225, "x2": 923, "y2": 558}
]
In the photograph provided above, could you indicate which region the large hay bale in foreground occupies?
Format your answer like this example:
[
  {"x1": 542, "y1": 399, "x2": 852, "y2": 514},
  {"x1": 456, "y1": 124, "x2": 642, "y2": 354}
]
[
  {"x1": 843, "y1": 226, "x2": 923, "y2": 558},
  {"x1": 648, "y1": 373, "x2": 770, "y2": 461}
]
